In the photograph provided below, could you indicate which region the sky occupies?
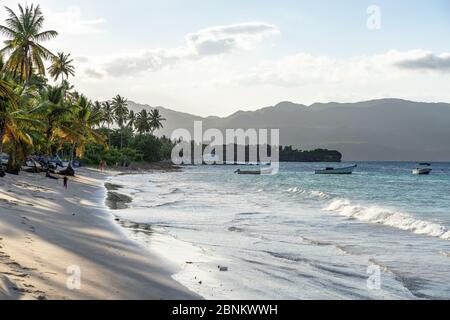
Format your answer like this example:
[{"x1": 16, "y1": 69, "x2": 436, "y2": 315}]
[{"x1": 0, "y1": 0, "x2": 449, "y2": 116}]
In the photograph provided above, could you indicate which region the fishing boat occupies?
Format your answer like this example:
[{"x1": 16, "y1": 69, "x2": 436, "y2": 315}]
[
  {"x1": 315, "y1": 165, "x2": 357, "y2": 175},
  {"x1": 235, "y1": 169, "x2": 261, "y2": 175},
  {"x1": 412, "y1": 163, "x2": 432, "y2": 175},
  {"x1": 235, "y1": 167, "x2": 275, "y2": 175}
]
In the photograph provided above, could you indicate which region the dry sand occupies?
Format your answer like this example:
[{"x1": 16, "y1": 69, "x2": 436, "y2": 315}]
[{"x1": 0, "y1": 168, "x2": 199, "y2": 300}]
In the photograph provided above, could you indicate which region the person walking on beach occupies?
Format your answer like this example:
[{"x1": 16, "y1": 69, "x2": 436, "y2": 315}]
[
  {"x1": 99, "y1": 160, "x2": 106, "y2": 172},
  {"x1": 63, "y1": 176, "x2": 69, "y2": 190}
]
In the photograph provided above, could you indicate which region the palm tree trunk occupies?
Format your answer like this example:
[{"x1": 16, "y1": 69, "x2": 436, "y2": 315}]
[
  {"x1": 108, "y1": 123, "x2": 111, "y2": 147},
  {"x1": 25, "y1": 49, "x2": 31, "y2": 86},
  {"x1": 120, "y1": 129, "x2": 123, "y2": 149},
  {"x1": 70, "y1": 143, "x2": 76, "y2": 164},
  {"x1": 0, "y1": 126, "x2": 5, "y2": 175}
]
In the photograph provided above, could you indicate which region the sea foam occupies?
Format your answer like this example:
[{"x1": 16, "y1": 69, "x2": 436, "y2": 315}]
[
  {"x1": 324, "y1": 199, "x2": 450, "y2": 240},
  {"x1": 286, "y1": 187, "x2": 331, "y2": 199}
]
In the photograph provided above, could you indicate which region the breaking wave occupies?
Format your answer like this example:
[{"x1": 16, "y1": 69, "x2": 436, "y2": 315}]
[
  {"x1": 324, "y1": 199, "x2": 450, "y2": 240},
  {"x1": 286, "y1": 187, "x2": 331, "y2": 199}
]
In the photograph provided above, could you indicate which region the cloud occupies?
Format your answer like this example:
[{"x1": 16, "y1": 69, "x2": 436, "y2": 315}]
[
  {"x1": 45, "y1": 6, "x2": 106, "y2": 35},
  {"x1": 0, "y1": 2, "x2": 106, "y2": 35},
  {"x1": 395, "y1": 52, "x2": 450, "y2": 73},
  {"x1": 84, "y1": 68, "x2": 104, "y2": 79},
  {"x1": 103, "y1": 47, "x2": 192, "y2": 76},
  {"x1": 236, "y1": 50, "x2": 450, "y2": 88},
  {"x1": 76, "y1": 56, "x2": 89, "y2": 64},
  {"x1": 186, "y1": 22, "x2": 280, "y2": 55},
  {"x1": 90, "y1": 22, "x2": 279, "y2": 78}
]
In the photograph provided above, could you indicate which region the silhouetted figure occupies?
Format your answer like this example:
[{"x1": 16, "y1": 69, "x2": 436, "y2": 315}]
[{"x1": 63, "y1": 176, "x2": 68, "y2": 190}]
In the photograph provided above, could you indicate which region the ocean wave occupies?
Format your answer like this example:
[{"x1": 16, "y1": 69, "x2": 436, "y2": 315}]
[
  {"x1": 324, "y1": 199, "x2": 450, "y2": 240},
  {"x1": 368, "y1": 258, "x2": 427, "y2": 298},
  {"x1": 286, "y1": 187, "x2": 331, "y2": 199},
  {"x1": 141, "y1": 200, "x2": 185, "y2": 208},
  {"x1": 264, "y1": 251, "x2": 310, "y2": 263},
  {"x1": 300, "y1": 236, "x2": 354, "y2": 256}
]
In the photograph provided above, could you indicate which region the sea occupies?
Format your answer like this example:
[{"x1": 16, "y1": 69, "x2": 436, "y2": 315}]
[{"x1": 106, "y1": 162, "x2": 450, "y2": 300}]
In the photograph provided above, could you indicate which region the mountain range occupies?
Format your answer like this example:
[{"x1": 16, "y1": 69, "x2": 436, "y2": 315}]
[{"x1": 127, "y1": 99, "x2": 450, "y2": 161}]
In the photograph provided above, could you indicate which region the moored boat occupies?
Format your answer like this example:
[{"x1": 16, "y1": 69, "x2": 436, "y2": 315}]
[
  {"x1": 413, "y1": 163, "x2": 432, "y2": 175},
  {"x1": 235, "y1": 166, "x2": 275, "y2": 175},
  {"x1": 315, "y1": 165, "x2": 357, "y2": 175},
  {"x1": 235, "y1": 169, "x2": 261, "y2": 175}
]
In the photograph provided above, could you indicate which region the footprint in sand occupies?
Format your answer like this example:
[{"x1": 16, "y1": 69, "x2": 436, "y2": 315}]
[
  {"x1": 21, "y1": 217, "x2": 36, "y2": 233},
  {"x1": 0, "y1": 248, "x2": 44, "y2": 299}
]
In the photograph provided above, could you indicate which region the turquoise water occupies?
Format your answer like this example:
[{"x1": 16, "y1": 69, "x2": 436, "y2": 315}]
[{"x1": 109, "y1": 162, "x2": 450, "y2": 299}]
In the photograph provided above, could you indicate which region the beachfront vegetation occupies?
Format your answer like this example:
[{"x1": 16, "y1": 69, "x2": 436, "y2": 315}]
[{"x1": 0, "y1": 3, "x2": 169, "y2": 176}]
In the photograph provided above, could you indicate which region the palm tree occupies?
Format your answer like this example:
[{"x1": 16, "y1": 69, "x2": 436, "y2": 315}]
[
  {"x1": 48, "y1": 52, "x2": 75, "y2": 84},
  {"x1": 93, "y1": 101, "x2": 102, "y2": 114},
  {"x1": 59, "y1": 95, "x2": 106, "y2": 173},
  {"x1": 91, "y1": 101, "x2": 103, "y2": 127},
  {"x1": 30, "y1": 85, "x2": 72, "y2": 156},
  {"x1": 101, "y1": 101, "x2": 115, "y2": 146},
  {"x1": 112, "y1": 95, "x2": 129, "y2": 148},
  {"x1": 149, "y1": 109, "x2": 166, "y2": 134},
  {"x1": 0, "y1": 4, "x2": 58, "y2": 84},
  {"x1": 135, "y1": 109, "x2": 150, "y2": 135},
  {"x1": 127, "y1": 110, "x2": 136, "y2": 131},
  {"x1": 0, "y1": 78, "x2": 34, "y2": 174},
  {"x1": 0, "y1": 79, "x2": 19, "y2": 156}
]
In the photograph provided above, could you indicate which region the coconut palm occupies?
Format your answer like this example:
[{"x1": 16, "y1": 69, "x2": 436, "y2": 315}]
[
  {"x1": 149, "y1": 109, "x2": 166, "y2": 134},
  {"x1": 0, "y1": 78, "x2": 19, "y2": 156},
  {"x1": 135, "y1": 109, "x2": 150, "y2": 135},
  {"x1": 48, "y1": 52, "x2": 75, "y2": 84},
  {"x1": 101, "y1": 101, "x2": 115, "y2": 146},
  {"x1": 58, "y1": 95, "x2": 106, "y2": 170},
  {"x1": 127, "y1": 110, "x2": 136, "y2": 131},
  {"x1": 30, "y1": 85, "x2": 72, "y2": 156},
  {"x1": 0, "y1": 4, "x2": 58, "y2": 84},
  {"x1": 90, "y1": 101, "x2": 103, "y2": 127},
  {"x1": 0, "y1": 78, "x2": 35, "y2": 174},
  {"x1": 112, "y1": 95, "x2": 129, "y2": 148},
  {"x1": 93, "y1": 101, "x2": 102, "y2": 114}
]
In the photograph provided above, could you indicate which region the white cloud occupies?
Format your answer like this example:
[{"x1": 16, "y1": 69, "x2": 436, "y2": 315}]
[
  {"x1": 45, "y1": 6, "x2": 106, "y2": 35},
  {"x1": 90, "y1": 22, "x2": 280, "y2": 77},
  {"x1": 73, "y1": 47, "x2": 450, "y2": 116},
  {"x1": 0, "y1": 2, "x2": 106, "y2": 36},
  {"x1": 186, "y1": 22, "x2": 280, "y2": 55},
  {"x1": 235, "y1": 50, "x2": 450, "y2": 87}
]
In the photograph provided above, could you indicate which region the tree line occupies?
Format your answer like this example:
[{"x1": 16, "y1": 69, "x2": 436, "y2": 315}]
[{"x1": 0, "y1": 4, "x2": 170, "y2": 176}]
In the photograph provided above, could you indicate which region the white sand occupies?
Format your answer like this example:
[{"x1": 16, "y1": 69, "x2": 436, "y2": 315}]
[{"x1": 0, "y1": 168, "x2": 199, "y2": 300}]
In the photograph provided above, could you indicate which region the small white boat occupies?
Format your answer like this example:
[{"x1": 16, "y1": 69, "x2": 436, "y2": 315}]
[
  {"x1": 235, "y1": 166, "x2": 275, "y2": 175},
  {"x1": 315, "y1": 165, "x2": 357, "y2": 175},
  {"x1": 413, "y1": 163, "x2": 432, "y2": 175}
]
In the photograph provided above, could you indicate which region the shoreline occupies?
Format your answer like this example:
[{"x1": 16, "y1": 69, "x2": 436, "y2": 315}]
[
  {"x1": 104, "y1": 170, "x2": 263, "y2": 300},
  {"x1": 0, "y1": 168, "x2": 199, "y2": 300}
]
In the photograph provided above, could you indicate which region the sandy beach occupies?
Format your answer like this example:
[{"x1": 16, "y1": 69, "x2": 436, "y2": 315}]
[{"x1": 0, "y1": 168, "x2": 199, "y2": 300}]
